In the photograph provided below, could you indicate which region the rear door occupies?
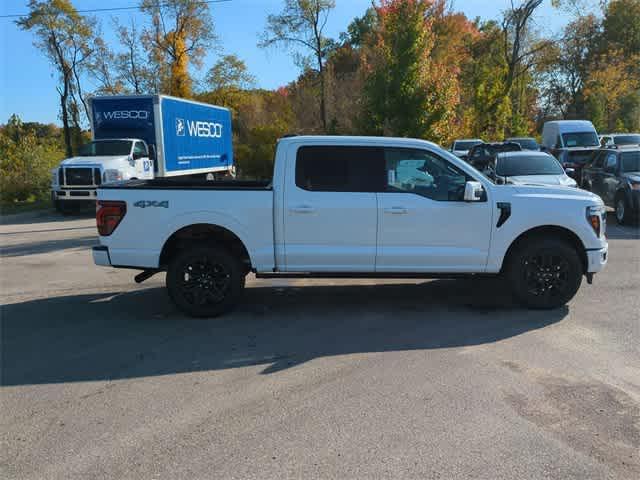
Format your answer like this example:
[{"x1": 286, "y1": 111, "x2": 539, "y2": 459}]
[
  {"x1": 376, "y1": 147, "x2": 493, "y2": 272},
  {"x1": 282, "y1": 145, "x2": 383, "y2": 272}
]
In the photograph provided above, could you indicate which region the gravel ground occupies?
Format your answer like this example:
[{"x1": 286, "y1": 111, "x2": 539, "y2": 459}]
[{"x1": 1, "y1": 211, "x2": 638, "y2": 480}]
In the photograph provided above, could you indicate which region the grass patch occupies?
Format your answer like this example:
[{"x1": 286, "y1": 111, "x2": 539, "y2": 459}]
[{"x1": 0, "y1": 198, "x2": 52, "y2": 216}]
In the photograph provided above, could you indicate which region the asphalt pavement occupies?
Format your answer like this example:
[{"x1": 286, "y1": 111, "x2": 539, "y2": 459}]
[{"x1": 1, "y1": 211, "x2": 638, "y2": 479}]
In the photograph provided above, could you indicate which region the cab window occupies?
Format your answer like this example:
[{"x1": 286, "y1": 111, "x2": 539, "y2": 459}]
[
  {"x1": 133, "y1": 141, "x2": 148, "y2": 157},
  {"x1": 295, "y1": 146, "x2": 384, "y2": 192},
  {"x1": 384, "y1": 148, "x2": 470, "y2": 201}
]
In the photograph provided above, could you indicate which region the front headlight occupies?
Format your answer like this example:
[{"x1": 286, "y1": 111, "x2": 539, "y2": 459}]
[
  {"x1": 51, "y1": 169, "x2": 58, "y2": 186},
  {"x1": 586, "y1": 205, "x2": 606, "y2": 237},
  {"x1": 103, "y1": 169, "x2": 124, "y2": 183}
]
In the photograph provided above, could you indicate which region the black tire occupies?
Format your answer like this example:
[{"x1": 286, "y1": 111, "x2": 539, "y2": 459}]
[
  {"x1": 614, "y1": 193, "x2": 636, "y2": 225},
  {"x1": 166, "y1": 245, "x2": 245, "y2": 317},
  {"x1": 506, "y1": 237, "x2": 583, "y2": 309}
]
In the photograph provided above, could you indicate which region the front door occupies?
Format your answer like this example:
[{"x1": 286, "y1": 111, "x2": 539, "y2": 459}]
[
  {"x1": 376, "y1": 148, "x2": 493, "y2": 272},
  {"x1": 133, "y1": 141, "x2": 153, "y2": 179},
  {"x1": 283, "y1": 145, "x2": 383, "y2": 272}
]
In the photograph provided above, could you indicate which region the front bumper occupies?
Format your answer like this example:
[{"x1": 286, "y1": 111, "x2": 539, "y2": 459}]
[
  {"x1": 53, "y1": 188, "x2": 98, "y2": 201},
  {"x1": 586, "y1": 242, "x2": 608, "y2": 273},
  {"x1": 93, "y1": 246, "x2": 111, "y2": 267}
]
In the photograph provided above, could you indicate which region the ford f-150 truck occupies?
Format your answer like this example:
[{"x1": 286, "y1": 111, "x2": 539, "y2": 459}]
[
  {"x1": 92, "y1": 136, "x2": 608, "y2": 317},
  {"x1": 52, "y1": 95, "x2": 233, "y2": 212}
]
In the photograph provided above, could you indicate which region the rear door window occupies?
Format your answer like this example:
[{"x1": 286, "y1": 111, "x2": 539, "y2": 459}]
[{"x1": 295, "y1": 146, "x2": 385, "y2": 192}]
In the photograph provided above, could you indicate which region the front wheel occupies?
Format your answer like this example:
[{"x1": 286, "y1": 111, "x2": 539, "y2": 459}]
[
  {"x1": 166, "y1": 245, "x2": 245, "y2": 317},
  {"x1": 614, "y1": 195, "x2": 636, "y2": 225},
  {"x1": 506, "y1": 238, "x2": 583, "y2": 309}
]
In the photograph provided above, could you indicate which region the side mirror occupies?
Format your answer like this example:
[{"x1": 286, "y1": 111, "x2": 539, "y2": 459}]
[
  {"x1": 464, "y1": 181, "x2": 484, "y2": 202},
  {"x1": 148, "y1": 145, "x2": 156, "y2": 161},
  {"x1": 565, "y1": 167, "x2": 575, "y2": 175}
]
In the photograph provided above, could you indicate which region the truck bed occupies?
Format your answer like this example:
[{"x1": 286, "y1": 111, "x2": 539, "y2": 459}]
[{"x1": 100, "y1": 178, "x2": 272, "y2": 190}]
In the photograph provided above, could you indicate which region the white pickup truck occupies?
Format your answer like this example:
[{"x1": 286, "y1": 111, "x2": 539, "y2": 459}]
[{"x1": 93, "y1": 136, "x2": 608, "y2": 317}]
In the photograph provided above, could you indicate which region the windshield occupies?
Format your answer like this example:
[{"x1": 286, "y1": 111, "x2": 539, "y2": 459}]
[
  {"x1": 621, "y1": 152, "x2": 640, "y2": 172},
  {"x1": 562, "y1": 132, "x2": 599, "y2": 147},
  {"x1": 78, "y1": 140, "x2": 132, "y2": 156},
  {"x1": 496, "y1": 154, "x2": 564, "y2": 176},
  {"x1": 508, "y1": 138, "x2": 538, "y2": 150},
  {"x1": 614, "y1": 134, "x2": 640, "y2": 145},
  {"x1": 453, "y1": 141, "x2": 481, "y2": 150}
]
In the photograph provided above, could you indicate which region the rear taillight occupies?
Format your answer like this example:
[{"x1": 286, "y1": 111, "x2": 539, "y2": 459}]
[{"x1": 96, "y1": 201, "x2": 126, "y2": 236}]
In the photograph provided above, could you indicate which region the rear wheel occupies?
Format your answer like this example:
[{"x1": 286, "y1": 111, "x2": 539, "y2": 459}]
[
  {"x1": 506, "y1": 238, "x2": 583, "y2": 309},
  {"x1": 166, "y1": 245, "x2": 245, "y2": 317}
]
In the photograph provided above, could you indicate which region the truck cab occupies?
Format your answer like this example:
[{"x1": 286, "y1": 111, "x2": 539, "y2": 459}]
[{"x1": 51, "y1": 138, "x2": 153, "y2": 212}]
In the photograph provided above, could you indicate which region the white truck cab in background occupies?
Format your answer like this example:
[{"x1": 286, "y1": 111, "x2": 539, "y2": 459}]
[{"x1": 51, "y1": 138, "x2": 153, "y2": 211}]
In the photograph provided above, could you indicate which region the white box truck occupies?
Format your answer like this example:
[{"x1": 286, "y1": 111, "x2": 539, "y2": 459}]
[{"x1": 51, "y1": 95, "x2": 233, "y2": 212}]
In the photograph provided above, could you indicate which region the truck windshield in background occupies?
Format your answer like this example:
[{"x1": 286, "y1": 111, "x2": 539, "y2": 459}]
[
  {"x1": 562, "y1": 132, "x2": 599, "y2": 147},
  {"x1": 78, "y1": 140, "x2": 133, "y2": 157},
  {"x1": 496, "y1": 155, "x2": 564, "y2": 177},
  {"x1": 621, "y1": 152, "x2": 640, "y2": 172}
]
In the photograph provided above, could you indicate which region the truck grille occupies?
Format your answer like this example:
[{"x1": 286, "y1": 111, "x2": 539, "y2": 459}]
[{"x1": 61, "y1": 167, "x2": 102, "y2": 186}]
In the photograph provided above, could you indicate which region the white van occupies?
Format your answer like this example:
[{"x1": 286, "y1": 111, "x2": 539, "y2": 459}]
[{"x1": 541, "y1": 120, "x2": 600, "y2": 182}]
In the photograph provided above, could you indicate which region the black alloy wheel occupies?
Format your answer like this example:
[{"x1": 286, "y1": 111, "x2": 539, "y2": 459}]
[
  {"x1": 167, "y1": 245, "x2": 245, "y2": 317},
  {"x1": 507, "y1": 238, "x2": 582, "y2": 309}
]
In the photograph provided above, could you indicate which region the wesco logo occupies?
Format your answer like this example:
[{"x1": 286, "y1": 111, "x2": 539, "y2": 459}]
[
  {"x1": 176, "y1": 118, "x2": 223, "y2": 138},
  {"x1": 103, "y1": 110, "x2": 150, "y2": 120}
]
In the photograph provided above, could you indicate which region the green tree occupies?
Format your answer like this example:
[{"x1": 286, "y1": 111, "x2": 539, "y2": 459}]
[
  {"x1": 17, "y1": 0, "x2": 94, "y2": 157},
  {"x1": 259, "y1": 0, "x2": 336, "y2": 133},
  {"x1": 0, "y1": 115, "x2": 65, "y2": 204},
  {"x1": 206, "y1": 55, "x2": 256, "y2": 91},
  {"x1": 140, "y1": 0, "x2": 218, "y2": 97},
  {"x1": 361, "y1": 0, "x2": 460, "y2": 142}
]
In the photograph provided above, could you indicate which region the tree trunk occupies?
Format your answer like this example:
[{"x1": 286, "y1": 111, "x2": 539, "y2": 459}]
[
  {"x1": 59, "y1": 75, "x2": 72, "y2": 158},
  {"x1": 318, "y1": 55, "x2": 327, "y2": 133}
]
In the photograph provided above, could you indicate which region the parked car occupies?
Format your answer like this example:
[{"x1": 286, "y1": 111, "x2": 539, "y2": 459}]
[
  {"x1": 505, "y1": 137, "x2": 540, "y2": 151},
  {"x1": 482, "y1": 151, "x2": 577, "y2": 187},
  {"x1": 449, "y1": 138, "x2": 483, "y2": 160},
  {"x1": 541, "y1": 120, "x2": 600, "y2": 182},
  {"x1": 467, "y1": 142, "x2": 522, "y2": 169},
  {"x1": 582, "y1": 145, "x2": 640, "y2": 224},
  {"x1": 92, "y1": 135, "x2": 607, "y2": 316},
  {"x1": 599, "y1": 133, "x2": 640, "y2": 147}
]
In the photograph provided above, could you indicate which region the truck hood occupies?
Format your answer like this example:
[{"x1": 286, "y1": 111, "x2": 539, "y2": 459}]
[
  {"x1": 511, "y1": 184, "x2": 603, "y2": 204},
  {"x1": 59, "y1": 155, "x2": 130, "y2": 168},
  {"x1": 507, "y1": 174, "x2": 576, "y2": 187},
  {"x1": 622, "y1": 172, "x2": 640, "y2": 183}
]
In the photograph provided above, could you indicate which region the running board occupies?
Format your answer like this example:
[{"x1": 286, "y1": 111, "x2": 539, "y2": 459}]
[{"x1": 255, "y1": 272, "x2": 497, "y2": 280}]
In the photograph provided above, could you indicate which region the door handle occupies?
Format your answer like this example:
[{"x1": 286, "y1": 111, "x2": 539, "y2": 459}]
[
  {"x1": 384, "y1": 206, "x2": 408, "y2": 214},
  {"x1": 289, "y1": 205, "x2": 316, "y2": 214}
]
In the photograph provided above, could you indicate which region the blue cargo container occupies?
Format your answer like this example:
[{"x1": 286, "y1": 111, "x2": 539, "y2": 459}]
[{"x1": 89, "y1": 95, "x2": 233, "y2": 177}]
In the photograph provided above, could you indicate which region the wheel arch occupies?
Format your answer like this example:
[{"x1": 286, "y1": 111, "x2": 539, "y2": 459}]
[
  {"x1": 501, "y1": 225, "x2": 588, "y2": 274},
  {"x1": 159, "y1": 223, "x2": 252, "y2": 272}
]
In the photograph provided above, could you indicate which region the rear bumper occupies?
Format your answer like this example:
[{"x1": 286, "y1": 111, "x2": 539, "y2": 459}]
[
  {"x1": 586, "y1": 242, "x2": 608, "y2": 273},
  {"x1": 92, "y1": 246, "x2": 111, "y2": 267}
]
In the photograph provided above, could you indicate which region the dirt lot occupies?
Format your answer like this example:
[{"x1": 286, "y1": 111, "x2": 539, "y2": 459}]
[{"x1": 1, "y1": 211, "x2": 638, "y2": 479}]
